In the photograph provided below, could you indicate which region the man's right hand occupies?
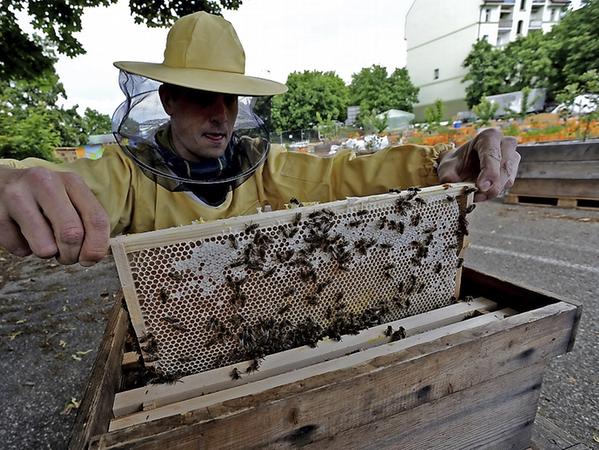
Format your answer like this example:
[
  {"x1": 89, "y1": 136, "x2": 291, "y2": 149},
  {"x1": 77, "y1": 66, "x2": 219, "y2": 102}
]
[{"x1": 0, "y1": 166, "x2": 110, "y2": 265}]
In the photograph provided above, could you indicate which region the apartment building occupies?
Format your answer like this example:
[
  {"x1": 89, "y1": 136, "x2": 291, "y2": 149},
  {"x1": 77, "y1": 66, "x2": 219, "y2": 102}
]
[{"x1": 406, "y1": 0, "x2": 570, "y2": 121}]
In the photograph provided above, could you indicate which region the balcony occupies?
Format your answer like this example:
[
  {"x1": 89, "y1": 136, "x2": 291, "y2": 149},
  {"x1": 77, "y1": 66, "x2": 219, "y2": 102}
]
[
  {"x1": 483, "y1": 0, "x2": 515, "y2": 4},
  {"x1": 529, "y1": 20, "x2": 543, "y2": 29},
  {"x1": 531, "y1": 0, "x2": 545, "y2": 5},
  {"x1": 498, "y1": 19, "x2": 513, "y2": 29}
]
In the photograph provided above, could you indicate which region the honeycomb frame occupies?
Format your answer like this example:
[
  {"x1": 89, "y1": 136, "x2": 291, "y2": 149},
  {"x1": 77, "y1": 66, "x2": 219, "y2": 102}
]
[{"x1": 111, "y1": 183, "x2": 475, "y2": 377}]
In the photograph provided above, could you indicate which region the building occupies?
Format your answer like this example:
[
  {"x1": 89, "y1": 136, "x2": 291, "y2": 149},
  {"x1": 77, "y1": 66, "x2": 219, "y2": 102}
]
[{"x1": 405, "y1": 0, "x2": 570, "y2": 121}]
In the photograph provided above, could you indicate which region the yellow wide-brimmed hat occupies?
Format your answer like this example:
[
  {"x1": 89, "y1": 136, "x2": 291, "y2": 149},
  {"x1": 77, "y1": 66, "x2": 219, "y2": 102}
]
[{"x1": 114, "y1": 12, "x2": 287, "y2": 96}]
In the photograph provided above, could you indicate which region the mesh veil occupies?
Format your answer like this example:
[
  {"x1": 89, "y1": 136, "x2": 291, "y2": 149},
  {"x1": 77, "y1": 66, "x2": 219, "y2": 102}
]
[{"x1": 111, "y1": 71, "x2": 270, "y2": 201}]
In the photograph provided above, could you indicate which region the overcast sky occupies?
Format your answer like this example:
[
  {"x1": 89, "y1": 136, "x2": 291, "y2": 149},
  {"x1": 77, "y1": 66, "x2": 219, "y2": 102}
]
[{"x1": 50, "y1": 0, "x2": 413, "y2": 116}]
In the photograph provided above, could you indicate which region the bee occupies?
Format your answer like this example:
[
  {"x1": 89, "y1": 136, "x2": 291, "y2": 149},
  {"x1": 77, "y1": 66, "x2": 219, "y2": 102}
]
[
  {"x1": 417, "y1": 282, "x2": 426, "y2": 294},
  {"x1": 245, "y1": 223, "x2": 259, "y2": 234},
  {"x1": 263, "y1": 266, "x2": 277, "y2": 278},
  {"x1": 335, "y1": 291, "x2": 345, "y2": 302},
  {"x1": 306, "y1": 295, "x2": 319, "y2": 306},
  {"x1": 282, "y1": 286, "x2": 297, "y2": 297},
  {"x1": 178, "y1": 355, "x2": 194, "y2": 363},
  {"x1": 227, "y1": 235, "x2": 238, "y2": 249},
  {"x1": 159, "y1": 287, "x2": 170, "y2": 304},
  {"x1": 278, "y1": 304, "x2": 291, "y2": 315},
  {"x1": 138, "y1": 332, "x2": 152, "y2": 344},
  {"x1": 292, "y1": 212, "x2": 302, "y2": 226},
  {"x1": 356, "y1": 209, "x2": 369, "y2": 216},
  {"x1": 379, "y1": 242, "x2": 393, "y2": 249},
  {"x1": 348, "y1": 219, "x2": 361, "y2": 227},
  {"x1": 299, "y1": 267, "x2": 317, "y2": 283},
  {"x1": 389, "y1": 188, "x2": 402, "y2": 193},
  {"x1": 167, "y1": 270, "x2": 183, "y2": 281},
  {"x1": 157, "y1": 372, "x2": 183, "y2": 385},
  {"x1": 390, "y1": 326, "x2": 406, "y2": 342},
  {"x1": 161, "y1": 316, "x2": 180, "y2": 324},
  {"x1": 384, "y1": 325, "x2": 393, "y2": 337},
  {"x1": 434, "y1": 262, "x2": 443, "y2": 274},
  {"x1": 377, "y1": 217, "x2": 388, "y2": 229},
  {"x1": 456, "y1": 258, "x2": 464, "y2": 268},
  {"x1": 171, "y1": 323, "x2": 189, "y2": 333},
  {"x1": 462, "y1": 186, "x2": 477, "y2": 195},
  {"x1": 458, "y1": 215, "x2": 469, "y2": 237},
  {"x1": 289, "y1": 198, "x2": 303, "y2": 207},
  {"x1": 228, "y1": 314, "x2": 245, "y2": 328},
  {"x1": 144, "y1": 354, "x2": 160, "y2": 363},
  {"x1": 415, "y1": 197, "x2": 427, "y2": 206},
  {"x1": 407, "y1": 187, "x2": 422, "y2": 193},
  {"x1": 465, "y1": 204, "x2": 476, "y2": 214},
  {"x1": 246, "y1": 358, "x2": 260, "y2": 374},
  {"x1": 316, "y1": 279, "x2": 332, "y2": 294},
  {"x1": 445, "y1": 195, "x2": 456, "y2": 203},
  {"x1": 230, "y1": 368, "x2": 242, "y2": 380},
  {"x1": 410, "y1": 214, "x2": 421, "y2": 226},
  {"x1": 442, "y1": 183, "x2": 452, "y2": 190}
]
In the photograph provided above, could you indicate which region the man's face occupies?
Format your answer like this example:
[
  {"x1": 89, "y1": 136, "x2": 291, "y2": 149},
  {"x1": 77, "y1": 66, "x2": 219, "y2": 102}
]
[{"x1": 160, "y1": 85, "x2": 238, "y2": 161}]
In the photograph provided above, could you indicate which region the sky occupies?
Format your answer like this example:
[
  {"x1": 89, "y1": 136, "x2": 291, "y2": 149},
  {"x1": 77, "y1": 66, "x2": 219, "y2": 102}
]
[{"x1": 49, "y1": 0, "x2": 413, "y2": 116}]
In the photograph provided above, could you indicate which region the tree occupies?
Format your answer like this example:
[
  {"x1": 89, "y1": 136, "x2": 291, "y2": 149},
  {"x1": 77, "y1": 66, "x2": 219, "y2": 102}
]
[
  {"x1": 503, "y1": 31, "x2": 556, "y2": 92},
  {"x1": 545, "y1": 0, "x2": 599, "y2": 96},
  {"x1": 349, "y1": 65, "x2": 419, "y2": 122},
  {"x1": 271, "y1": 71, "x2": 349, "y2": 132},
  {"x1": 1, "y1": 0, "x2": 242, "y2": 82},
  {"x1": 82, "y1": 108, "x2": 112, "y2": 136},
  {"x1": 462, "y1": 39, "x2": 510, "y2": 108}
]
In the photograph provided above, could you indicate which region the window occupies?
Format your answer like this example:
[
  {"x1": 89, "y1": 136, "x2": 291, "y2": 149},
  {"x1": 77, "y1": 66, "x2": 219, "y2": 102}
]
[
  {"x1": 517, "y1": 20, "x2": 523, "y2": 34},
  {"x1": 434, "y1": 68, "x2": 439, "y2": 80},
  {"x1": 520, "y1": 0, "x2": 526, "y2": 10},
  {"x1": 485, "y1": 8, "x2": 491, "y2": 22}
]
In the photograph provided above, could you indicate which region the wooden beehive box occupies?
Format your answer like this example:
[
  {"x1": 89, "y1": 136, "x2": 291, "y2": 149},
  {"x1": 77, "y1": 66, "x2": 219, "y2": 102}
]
[
  {"x1": 68, "y1": 185, "x2": 581, "y2": 449},
  {"x1": 69, "y1": 267, "x2": 580, "y2": 450}
]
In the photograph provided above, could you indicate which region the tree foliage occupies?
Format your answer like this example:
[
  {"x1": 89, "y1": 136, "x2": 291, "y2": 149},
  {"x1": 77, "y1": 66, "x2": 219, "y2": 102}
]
[
  {"x1": 1, "y1": 0, "x2": 242, "y2": 81},
  {"x1": 462, "y1": 39, "x2": 509, "y2": 108},
  {"x1": 271, "y1": 71, "x2": 349, "y2": 132},
  {"x1": 0, "y1": 67, "x2": 113, "y2": 160},
  {"x1": 349, "y1": 65, "x2": 419, "y2": 120},
  {"x1": 462, "y1": 1, "x2": 599, "y2": 106}
]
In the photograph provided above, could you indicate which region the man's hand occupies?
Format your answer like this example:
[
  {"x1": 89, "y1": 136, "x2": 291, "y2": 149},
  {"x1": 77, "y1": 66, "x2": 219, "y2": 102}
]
[
  {"x1": 0, "y1": 166, "x2": 110, "y2": 265},
  {"x1": 437, "y1": 128, "x2": 520, "y2": 202}
]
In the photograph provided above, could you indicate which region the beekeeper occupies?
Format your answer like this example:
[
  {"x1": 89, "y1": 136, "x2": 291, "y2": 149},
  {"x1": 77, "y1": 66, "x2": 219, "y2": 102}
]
[{"x1": 0, "y1": 12, "x2": 520, "y2": 266}]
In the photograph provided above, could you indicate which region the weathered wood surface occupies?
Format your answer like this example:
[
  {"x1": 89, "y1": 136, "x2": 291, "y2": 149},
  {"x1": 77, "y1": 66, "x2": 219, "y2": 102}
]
[
  {"x1": 112, "y1": 297, "x2": 499, "y2": 418},
  {"x1": 298, "y1": 362, "x2": 545, "y2": 450},
  {"x1": 509, "y1": 178, "x2": 599, "y2": 199},
  {"x1": 93, "y1": 300, "x2": 577, "y2": 449},
  {"x1": 68, "y1": 295, "x2": 129, "y2": 450},
  {"x1": 516, "y1": 141, "x2": 599, "y2": 163},
  {"x1": 517, "y1": 161, "x2": 599, "y2": 180}
]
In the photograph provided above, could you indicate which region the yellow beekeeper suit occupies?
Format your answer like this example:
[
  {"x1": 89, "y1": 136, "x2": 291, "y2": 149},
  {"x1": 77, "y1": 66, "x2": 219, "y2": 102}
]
[{"x1": 0, "y1": 142, "x2": 446, "y2": 236}]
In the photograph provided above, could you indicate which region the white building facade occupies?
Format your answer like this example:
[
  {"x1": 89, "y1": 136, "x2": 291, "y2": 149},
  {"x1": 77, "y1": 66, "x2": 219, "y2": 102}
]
[{"x1": 406, "y1": 0, "x2": 570, "y2": 121}]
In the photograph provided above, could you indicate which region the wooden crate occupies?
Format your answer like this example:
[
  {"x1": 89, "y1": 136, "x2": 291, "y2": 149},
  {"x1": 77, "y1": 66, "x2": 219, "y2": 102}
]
[
  {"x1": 507, "y1": 140, "x2": 599, "y2": 210},
  {"x1": 69, "y1": 267, "x2": 581, "y2": 450}
]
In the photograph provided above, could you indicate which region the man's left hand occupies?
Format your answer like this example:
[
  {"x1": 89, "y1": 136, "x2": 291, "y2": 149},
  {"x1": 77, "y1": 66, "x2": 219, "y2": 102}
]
[{"x1": 437, "y1": 128, "x2": 520, "y2": 202}]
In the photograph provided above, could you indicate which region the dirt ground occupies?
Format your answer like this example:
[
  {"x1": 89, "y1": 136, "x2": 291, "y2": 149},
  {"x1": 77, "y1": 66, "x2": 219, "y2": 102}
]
[{"x1": 0, "y1": 199, "x2": 597, "y2": 449}]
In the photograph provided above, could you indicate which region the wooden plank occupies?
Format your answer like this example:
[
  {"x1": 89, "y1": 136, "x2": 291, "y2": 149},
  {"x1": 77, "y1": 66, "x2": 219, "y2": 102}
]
[
  {"x1": 95, "y1": 301, "x2": 577, "y2": 447},
  {"x1": 517, "y1": 161, "x2": 599, "y2": 180},
  {"x1": 530, "y1": 414, "x2": 591, "y2": 450},
  {"x1": 461, "y1": 266, "x2": 582, "y2": 353},
  {"x1": 517, "y1": 141, "x2": 599, "y2": 162},
  {"x1": 508, "y1": 179, "x2": 599, "y2": 200},
  {"x1": 299, "y1": 362, "x2": 545, "y2": 450},
  {"x1": 68, "y1": 294, "x2": 129, "y2": 450},
  {"x1": 112, "y1": 297, "x2": 498, "y2": 417},
  {"x1": 115, "y1": 183, "x2": 473, "y2": 252},
  {"x1": 121, "y1": 352, "x2": 141, "y2": 371}
]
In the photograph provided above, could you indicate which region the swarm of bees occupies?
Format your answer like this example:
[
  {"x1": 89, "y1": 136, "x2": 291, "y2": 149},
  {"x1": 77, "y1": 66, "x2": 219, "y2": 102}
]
[{"x1": 135, "y1": 185, "x2": 477, "y2": 381}]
